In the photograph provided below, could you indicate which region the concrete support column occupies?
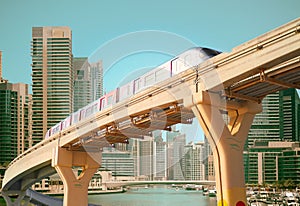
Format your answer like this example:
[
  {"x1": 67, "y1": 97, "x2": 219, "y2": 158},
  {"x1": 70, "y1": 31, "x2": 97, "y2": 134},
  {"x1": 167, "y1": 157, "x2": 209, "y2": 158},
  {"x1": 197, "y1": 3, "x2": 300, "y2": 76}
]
[
  {"x1": 52, "y1": 146, "x2": 101, "y2": 206},
  {"x1": 1, "y1": 190, "x2": 26, "y2": 206},
  {"x1": 185, "y1": 92, "x2": 261, "y2": 206}
]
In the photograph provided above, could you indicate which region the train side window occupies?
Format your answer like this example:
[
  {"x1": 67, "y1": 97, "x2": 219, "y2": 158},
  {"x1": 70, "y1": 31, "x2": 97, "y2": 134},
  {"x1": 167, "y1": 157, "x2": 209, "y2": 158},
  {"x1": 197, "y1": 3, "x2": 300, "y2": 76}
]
[
  {"x1": 155, "y1": 67, "x2": 169, "y2": 82},
  {"x1": 144, "y1": 73, "x2": 155, "y2": 87},
  {"x1": 92, "y1": 103, "x2": 98, "y2": 113},
  {"x1": 127, "y1": 85, "x2": 131, "y2": 96},
  {"x1": 107, "y1": 95, "x2": 113, "y2": 105},
  {"x1": 171, "y1": 59, "x2": 177, "y2": 75},
  {"x1": 101, "y1": 98, "x2": 106, "y2": 109},
  {"x1": 86, "y1": 107, "x2": 92, "y2": 117},
  {"x1": 184, "y1": 54, "x2": 191, "y2": 67},
  {"x1": 134, "y1": 78, "x2": 141, "y2": 93},
  {"x1": 174, "y1": 58, "x2": 186, "y2": 74}
]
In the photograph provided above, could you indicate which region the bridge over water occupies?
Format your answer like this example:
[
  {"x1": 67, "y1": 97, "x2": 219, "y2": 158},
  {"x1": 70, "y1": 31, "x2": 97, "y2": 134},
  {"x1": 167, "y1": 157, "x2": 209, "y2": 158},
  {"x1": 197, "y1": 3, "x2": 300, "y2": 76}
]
[
  {"x1": 1, "y1": 18, "x2": 300, "y2": 206},
  {"x1": 102, "y1": 180, "x2": 215, "y2": 189}
]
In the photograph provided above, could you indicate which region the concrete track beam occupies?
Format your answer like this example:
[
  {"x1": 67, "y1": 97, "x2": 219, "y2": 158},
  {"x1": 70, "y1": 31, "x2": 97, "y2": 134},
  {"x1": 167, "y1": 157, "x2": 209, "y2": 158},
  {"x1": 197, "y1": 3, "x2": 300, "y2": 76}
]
[{"x1": 52, "y1": 146, "x2": 101, "y2": 206}]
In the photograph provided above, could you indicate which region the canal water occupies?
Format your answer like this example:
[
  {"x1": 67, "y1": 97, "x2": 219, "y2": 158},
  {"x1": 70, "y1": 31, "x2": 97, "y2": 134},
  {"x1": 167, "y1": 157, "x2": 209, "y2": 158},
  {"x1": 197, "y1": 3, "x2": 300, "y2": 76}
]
[
  {"x1": 88, "y1": 186, "x2": 217, "y2": 206},
  {"x1": 0, "y1": 186, "x2": 217, "y2": 206}
]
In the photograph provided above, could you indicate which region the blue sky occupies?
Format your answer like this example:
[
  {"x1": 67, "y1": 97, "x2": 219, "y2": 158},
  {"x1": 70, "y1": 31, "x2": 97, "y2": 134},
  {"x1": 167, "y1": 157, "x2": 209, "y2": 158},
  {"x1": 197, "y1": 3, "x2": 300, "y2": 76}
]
[
  {"x1": 0, "y1": 0, "x2": 299, "y2": 89},
  {"x1": 0, "y1": 0, "x2": 299, "y2": 141}
]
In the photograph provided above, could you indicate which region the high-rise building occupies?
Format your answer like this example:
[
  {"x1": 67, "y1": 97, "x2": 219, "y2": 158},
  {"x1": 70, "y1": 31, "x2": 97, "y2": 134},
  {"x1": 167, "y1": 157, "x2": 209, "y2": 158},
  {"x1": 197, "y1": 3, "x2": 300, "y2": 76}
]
[
  {"x1": 129, "y1": 138, "x2": 139, "y2": 177},
  {"x1": 166, "y1": 130, "x2": 180, "y2": 180},
  {"x1": 73, "y1": 58, "x2": 103, "y2": 111},
  {"x1": 278, "y1": 147, "x2": 300, "y2": 184},
  {"x1": 279, "y1": 88, "x2": 300, "y2": 142},
  {"x1": 138, "y1": 136, "x2": 154, "y2": 180},
  {"x1": 153, "y1": 135, "x2": 167, "y2": 180},
  {"x1": 31, "y1": 26, "x2": 73, "y2": 144},
  {"x1": 203, "y1": 137, "x2": 215, "y2": 181},
  {"x1": 0, "y1": 83, "x2": 18, "y2": 166},
  {"x1": 101, "y1": 147, "x2": 134, "y2": 177},
  {"x1": 12, "y1": 83, "x2": 33, "y2": 154},
  {"x1": 246, "y1": 93, "x2": 281, "y2": 148},
  {"x1": 165, "y1": 130, "x2": 188, "y2": 180},
  {"x1": 129, "y1": 136, "x2": 155, "y2": 180},
  {"x1": 246, "y1": 88, "x2": 300, "y2": 148},
  {"x1": 243, "y1": 89, "x2": 300, "y2": 184},
  {"x1": 73, "y1": 57, "x2": 90, "y2": 111},
  {"x1": 0, "y1": 82, "x2": 32, "y2": 166},
  {"x1": 90, "y1": 61, "x2": 103, "y2": 101},
  {"x1": 184, "y1": 142, "x2": 205, "y2": 180},
  {"x1": 243, "y1": 141, "x2": 300, "y2": 185}
]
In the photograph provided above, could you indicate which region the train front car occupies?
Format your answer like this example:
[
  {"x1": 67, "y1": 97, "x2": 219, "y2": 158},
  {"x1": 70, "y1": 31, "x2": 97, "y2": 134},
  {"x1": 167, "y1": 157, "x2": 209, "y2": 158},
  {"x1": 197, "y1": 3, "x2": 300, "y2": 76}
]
[{"x1": 171, "y1": 47, "x2": 221, "y2": 75}]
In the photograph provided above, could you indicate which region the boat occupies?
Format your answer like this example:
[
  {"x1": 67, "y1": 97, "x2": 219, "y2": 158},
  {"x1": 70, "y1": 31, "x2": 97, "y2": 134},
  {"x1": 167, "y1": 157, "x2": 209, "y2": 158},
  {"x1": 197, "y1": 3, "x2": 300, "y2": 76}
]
[
  {"x1": 283, "y1": 192, "x2": 299, "y2": 206},
  {"x1": 185, "y1": 184, "x2": 196, "y2": 190},
  {"x1": 248, "y1": 200, "x2": 269, "y2": 206},
  {"x1": 202, "y1": 188, "x2": 208, "y2": 196},
  {"x1": 208, "y1": 189, "x2": 217, "y2": 197}
]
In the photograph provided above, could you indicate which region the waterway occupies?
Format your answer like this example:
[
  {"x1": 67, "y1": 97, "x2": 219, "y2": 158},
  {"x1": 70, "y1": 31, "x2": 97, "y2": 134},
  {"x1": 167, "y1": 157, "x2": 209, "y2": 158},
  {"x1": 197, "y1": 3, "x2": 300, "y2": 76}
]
[
  {"x1": 88, "y1": 186, "x2": 217, "y2": 206},
  {"x1": 0, "y1": 186, "x2": 217, "y2": 206}
]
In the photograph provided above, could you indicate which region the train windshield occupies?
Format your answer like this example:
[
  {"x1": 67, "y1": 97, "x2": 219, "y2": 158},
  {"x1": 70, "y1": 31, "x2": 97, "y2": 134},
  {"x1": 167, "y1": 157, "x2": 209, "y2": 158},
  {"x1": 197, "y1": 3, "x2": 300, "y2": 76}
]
[{"x1": 202, "y1": 48, "x2": 221, "y2": 57}]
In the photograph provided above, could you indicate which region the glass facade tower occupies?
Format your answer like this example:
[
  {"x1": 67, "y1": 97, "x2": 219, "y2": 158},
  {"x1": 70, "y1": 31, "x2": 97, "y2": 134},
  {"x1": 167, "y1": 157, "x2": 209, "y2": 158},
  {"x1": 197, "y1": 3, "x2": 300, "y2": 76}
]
[
  {"x1": 279, "y1": 89, "x2": 300, "y2": 142},
  {"x1": 246, "y1": 93, "x2": 281, "y2": 148},
  {"x1": 246, "y1": 88, "x2": 300, "y2": 148},
  {"x1": 244, "y1": 88, "x2": 300, "y2": 184},
  {"x1": 0, "y1": 83, "x2": 18, "y2": 165},
  {"x1": 0, "y1": 82, "x2": 32, "y2": 165}
]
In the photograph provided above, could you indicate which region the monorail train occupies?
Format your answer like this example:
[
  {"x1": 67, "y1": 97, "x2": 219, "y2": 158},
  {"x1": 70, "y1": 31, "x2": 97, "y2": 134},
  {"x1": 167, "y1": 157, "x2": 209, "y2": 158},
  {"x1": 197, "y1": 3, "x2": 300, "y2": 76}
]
[{"x1": 44, "y1": 47, "x2": 221, "y2": 139}]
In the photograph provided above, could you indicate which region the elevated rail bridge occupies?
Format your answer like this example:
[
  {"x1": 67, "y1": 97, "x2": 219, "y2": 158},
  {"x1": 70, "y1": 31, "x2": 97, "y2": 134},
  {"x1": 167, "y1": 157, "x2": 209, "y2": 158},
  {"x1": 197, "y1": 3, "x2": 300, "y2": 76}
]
[{"x1": 1, "y1": 18, "x2": 300, "y2": 206}]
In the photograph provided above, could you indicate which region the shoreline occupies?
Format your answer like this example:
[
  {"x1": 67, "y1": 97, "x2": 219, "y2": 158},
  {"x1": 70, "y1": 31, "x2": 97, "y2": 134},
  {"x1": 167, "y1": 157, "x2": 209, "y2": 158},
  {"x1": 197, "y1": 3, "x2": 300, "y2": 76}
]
[{"x1": 42, "y1": 188, "x2": 126, "y2": 196}]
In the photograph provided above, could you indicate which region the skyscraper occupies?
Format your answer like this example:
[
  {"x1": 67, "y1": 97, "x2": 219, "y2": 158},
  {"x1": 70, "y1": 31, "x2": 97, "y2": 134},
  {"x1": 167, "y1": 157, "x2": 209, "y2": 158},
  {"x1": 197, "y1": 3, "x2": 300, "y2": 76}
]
[
  {"x1": 166, "y1": 130, "x2": 178, "y2": 180},
  {"x1": 184, "y1": 142, "x2": 205, "y2": 180},
  {"x1": 138, "y1": 136, "x2": 154, "y2": 180},
  {"x1": 167, "y1": 133, "x2": 186, "y2": 180},
  {"x1": 73, "y1": 58, "x2": 103, "y2": 111},
  {"x1": 279, "y1": 88, "x2": 300, "y2": 142},
  {"x1": 0, "y1": 52, "x2": 32, "y2": 169},
  {"x1": 153, "y1": 135, "x2": 167, "y2": 180},
  {"x1": 73, "y1": 57, "x2": 90, "y2": 111},
  {"x1": 0, "y1": 82, "x2": 32, "y2": 165},
  {"x1": 12, "y1": 83, "x2": 33, "y2": 154},
  {"x1": 101, "y1": 147, "x2": 135, "y2": 177},
  {"x1": 203, "y1": 137, "x2": 215, "y2": 181},
  {"x1": 174, "y1": 134, "x2": 186, "y2": 180},
  {"x1": 243, "y1": 141, "x2": 300, "y2": 184},
  {"x1": 0, "y1": 83, "x2": 18, "y2": 166},
  {"x1": 31, "y1": 26, "x2": 73, "y2": 144},
  {"x1": 243, "y1": 88, "x2": 300, "y2": 184},
  {"x1": 90, "y1": 61, "x2": 103, "y2": 101},
  {"x1": 246, "y1": 93, "x2": 281, "y2": 148},
  {"x1": 246, "y1": 89, "x2": 300, "y2": 148}
]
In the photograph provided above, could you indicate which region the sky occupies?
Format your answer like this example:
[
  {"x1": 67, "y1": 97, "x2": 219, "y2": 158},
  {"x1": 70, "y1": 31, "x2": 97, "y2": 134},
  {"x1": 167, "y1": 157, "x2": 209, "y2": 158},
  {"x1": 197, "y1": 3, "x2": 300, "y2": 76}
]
[{"x1": 0, "y1": 0, "x2": 299, "y2": 141}]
